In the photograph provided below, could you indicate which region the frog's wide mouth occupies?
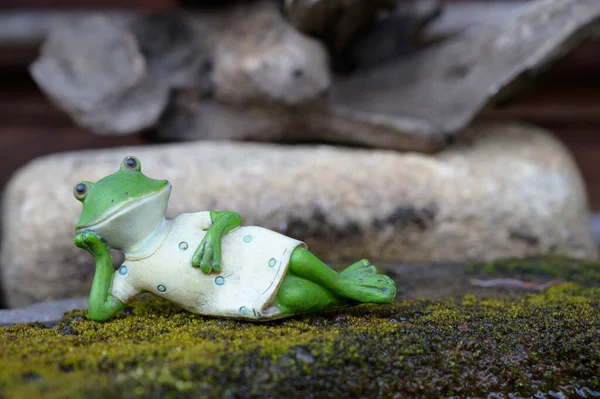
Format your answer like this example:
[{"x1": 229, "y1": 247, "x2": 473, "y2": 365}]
[{"x1": 75, "y1": 183, "x2": 171, "y2": 232}]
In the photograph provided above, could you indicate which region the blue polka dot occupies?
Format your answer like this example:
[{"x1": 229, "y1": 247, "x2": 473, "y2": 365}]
[
  {"x1": 239, "y1": 306, "x2": 249, "y2": 316},
  {"x1": 179, "y1": 241, "x2": 188, "y2": 250},
  {"x1": 243, "y1": 235, "x2": 252, "y2": 243},
  {"x1": 215, "y1": 276, "x2": 225, "y2": 286},
  {"x1": 268, "y1": 258, "x2": 277, "y2": 268},
  {"x1": 119, "y1": 265, "x2": 128, "y2": 275},
  {"x1": 157, "y1": 284, "x2": 167, "y2": 293}
]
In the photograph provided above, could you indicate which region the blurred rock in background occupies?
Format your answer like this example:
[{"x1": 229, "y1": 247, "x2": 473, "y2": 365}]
[
  {"x1": 1, "y1": 0, "x2": 600, "y2": 308},
  {"x1": 24, "y1": 0, "x2": 600, "y2": 153}
]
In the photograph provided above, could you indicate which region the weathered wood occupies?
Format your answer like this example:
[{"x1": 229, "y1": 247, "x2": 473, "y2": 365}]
[
  {"x1": 1, "y1": 2, "x2": 599, "y2": 50},
  {"x1": 343, "y1": 0, "x2": 442, "y2": 71},
  {"x1": 330, "y1": 0, "x2": 600, "y2": 146},
  {"x1": 211, "y1": 1, "x2": 331, "y2": 106},
  {"x1": 11, "y1": 0, "x2": 600, "y2": 155},
  {"x1": 0, "y1": 11, "x2": 136, "y2": 48},
  {"x1": 426, "y1": 1, "x2": 600, "y2": 42},
  {"x1": 29, "y1": 15, "x2": 172, "y2": 134},
  {"x1": 283, "y1": 0, "x2": 397, "y2": 71}
]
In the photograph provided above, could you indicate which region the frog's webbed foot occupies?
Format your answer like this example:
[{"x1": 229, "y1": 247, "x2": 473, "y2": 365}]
[
  {"x1": 343, "y1": 259, "x2": 372, "y2": 273},
  {"x1": 337, "y1": 261, "x2": 396, "y2": 304}
]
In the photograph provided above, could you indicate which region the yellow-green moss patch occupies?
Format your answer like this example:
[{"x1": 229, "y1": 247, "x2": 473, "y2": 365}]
[
  {"x1": 466, "y1": 256, "x2": 600, "y2": 286},
  {"x1": 1, "y1": 283, "x2": 599, "y2": 399}
]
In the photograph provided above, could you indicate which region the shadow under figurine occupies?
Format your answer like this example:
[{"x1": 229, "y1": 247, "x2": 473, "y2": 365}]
[{"x1": 73, "y1": 156, "x2": 397, "y2": 322}]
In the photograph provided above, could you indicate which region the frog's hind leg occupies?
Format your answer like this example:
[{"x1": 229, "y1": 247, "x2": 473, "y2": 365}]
[
  {"x1": 274, "y1": 274, "x2": 351, "y2": 316},
  {"x1": 335, "y1": 259, "x2": 397, "y2": 303},
  {"x1": 283, "y1": 246, "x2": 396, "y2": 307}
]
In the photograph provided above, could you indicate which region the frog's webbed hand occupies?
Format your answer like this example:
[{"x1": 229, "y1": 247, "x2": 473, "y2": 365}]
[
  {"x1": 192, "y1": 211, "x2": 242, "y2": 274},
  {"x1": 75, "y1": 230, "x2": 108, "y2": 257},
  {"x1": 75, "y1": 231, "x2": 124, "y2": 322}
]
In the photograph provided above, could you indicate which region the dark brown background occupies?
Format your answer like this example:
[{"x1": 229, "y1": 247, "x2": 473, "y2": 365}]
[{"x1": 0, "y1": 0, "x2": 599, "y2": 209}]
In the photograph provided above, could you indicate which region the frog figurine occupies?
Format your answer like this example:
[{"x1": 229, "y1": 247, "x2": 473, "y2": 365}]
[{"x1": 73, "y1": 156, "x2": 396, "y2": 322}]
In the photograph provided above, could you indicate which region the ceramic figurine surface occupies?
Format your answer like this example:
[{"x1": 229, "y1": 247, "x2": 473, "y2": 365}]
[{"x1": 73, "y1": 156, "x2": 396, "y2": 322}]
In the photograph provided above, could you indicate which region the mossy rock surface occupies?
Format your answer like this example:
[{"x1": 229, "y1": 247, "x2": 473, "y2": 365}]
[{"x1": 1, "y1": 258, "x2": 600, "y2": 399}]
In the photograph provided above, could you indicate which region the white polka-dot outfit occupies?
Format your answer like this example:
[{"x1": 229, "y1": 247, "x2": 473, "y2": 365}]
[{"x1": 111, "y1": 212, "x2": 305, "y2": 320}]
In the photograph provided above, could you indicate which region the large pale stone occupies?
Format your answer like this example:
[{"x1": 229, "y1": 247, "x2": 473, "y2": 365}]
[{"x1": 1, "y1": 123, "x2": 596, "y2": 308}]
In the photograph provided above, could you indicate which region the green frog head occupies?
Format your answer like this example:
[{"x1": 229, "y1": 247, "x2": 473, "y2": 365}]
[{"x1": 73, "y1": 156, "x2": 171, "y2": 250}]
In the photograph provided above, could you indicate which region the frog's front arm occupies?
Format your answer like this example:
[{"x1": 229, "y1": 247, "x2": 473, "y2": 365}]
[
  {"x1": 75, "y1": 231, "x2": 124, "y2": 322},
  {"x1": 191, "y1": 211, "x2": 242, "y2": 274}
]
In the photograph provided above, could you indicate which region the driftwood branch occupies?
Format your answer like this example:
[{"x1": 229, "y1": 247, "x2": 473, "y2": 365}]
[
  {"x1": 331, "y1": 0, "x2": 600, "y2": 140},
  {"x1": 0, "y1": 11, "x2": 136, "y2": 48},
  {"x1": 1, "y1": 3, "x2": 598, "y2": 50},
  {"x1": 12, "y1": 0, "x2": 600, "y2": 153}
]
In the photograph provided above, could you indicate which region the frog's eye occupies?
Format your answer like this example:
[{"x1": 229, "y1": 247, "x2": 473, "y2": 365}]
[
  {"x1": 123, "y1": 156, "x2": 141, "y2": 171},
  {"x1": 73, "y1": 182, "x2": 88, "y2": 199}
]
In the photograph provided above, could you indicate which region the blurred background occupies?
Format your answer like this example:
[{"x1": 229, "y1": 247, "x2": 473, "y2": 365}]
[
  {"x1": 1, "y1": 0, "x2": 600, "y2": 310},
  {"x1": 0, "y1": 0, "x2": 598, "y2": 209}
]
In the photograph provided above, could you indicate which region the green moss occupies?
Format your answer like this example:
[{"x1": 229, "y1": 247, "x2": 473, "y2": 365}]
[
  {"x1": 1, "y1": 283, "x2": 599, "y2": 399},
  {"x1": 466, "y1": 255, "x2": 600, "y2": 285}
]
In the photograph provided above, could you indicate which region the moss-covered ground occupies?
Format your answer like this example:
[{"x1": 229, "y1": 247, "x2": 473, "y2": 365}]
[
  {"x1": 1, "y1": 258, "x2": 600, "y2": 399},
  {"x1": 466, "y1": 256, "x2": 600, "y2": 286}
]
